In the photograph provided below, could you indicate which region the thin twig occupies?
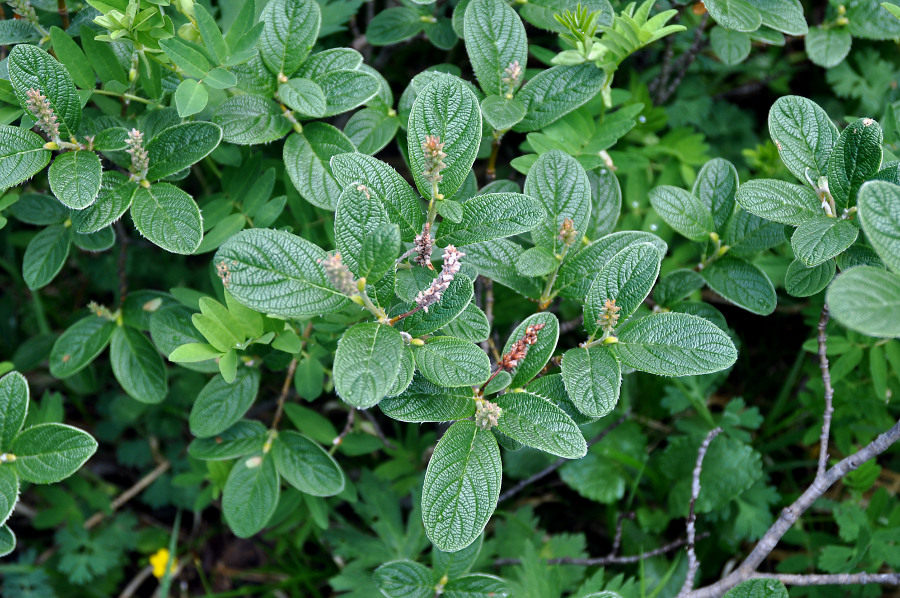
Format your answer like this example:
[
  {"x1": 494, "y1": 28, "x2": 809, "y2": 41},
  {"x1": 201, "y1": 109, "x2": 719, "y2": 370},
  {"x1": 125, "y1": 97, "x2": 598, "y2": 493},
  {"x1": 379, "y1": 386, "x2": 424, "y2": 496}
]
[
  {"x1": 747, "y1": 572, "x2": 900, "y2": 587},
  {"x1": 498, "y1": 412, "x2": 629, "y2": 503},
  {"x1": 494, "y1": 533, "x2": 708, "y2": 567},
  {"x1": 608, "y1": 511, "x2": 635, "y2": 558},
  {"x1": 480, "y1": 278, "x2": 495, "y2": 357},
  {"x1": 57, "y1": 0, "x2": 69, "y2": 29},
  {"x1": 330, "y1": 408, "x2": 357, "y2": 453},
  {"x1": 360, "y1": 409, "x2": 398, "y2": 451},
  {"x1": 271, "y1": 358, "x2": 299, "y2": 430},
  {"x1": 679, "y1": 427, "x2": 723, "y2": 596},
  {"x1": 816, "y1": 305, "x2": 834, "y2": 480},
  {"x1": 656, "y1": 14, "x2": 709, "y2": 104},
  {"x1": 687, "y1": 417, "x2": 900, "y2": 597},
  {"x1": 84, "y1": 460, "x2": 172, "y2": 530},
  {"x1": 115, "y1": 221, "x2": 129, "y2": 307}
]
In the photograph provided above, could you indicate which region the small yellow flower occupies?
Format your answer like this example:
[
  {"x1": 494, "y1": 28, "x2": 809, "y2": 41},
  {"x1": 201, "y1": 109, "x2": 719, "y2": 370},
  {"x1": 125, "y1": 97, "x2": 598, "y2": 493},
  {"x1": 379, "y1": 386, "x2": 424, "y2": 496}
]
[{"x1": 149, "y1": 548, "x2": 177, "y2": 579}]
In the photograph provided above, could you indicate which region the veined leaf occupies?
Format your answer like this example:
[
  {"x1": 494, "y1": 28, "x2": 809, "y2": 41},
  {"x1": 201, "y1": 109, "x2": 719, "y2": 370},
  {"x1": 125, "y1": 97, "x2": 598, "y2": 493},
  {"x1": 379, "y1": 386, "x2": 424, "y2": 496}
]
[
  {"x1": 72, "y1": 177, "x2": 136, "y2": 234},
  {"x1": 213, "y1": 94, "x2": 292, "y2": 145},
  {"x1": 496, "y1": 390, "x2": 586, "y2": 458},
  {"x1": 827, "y1": 117, "x2": 883, "y2": 209},
  {"x1": 827, "y1": 266, "x2": 900, "y2": 338},
  {"x1": 702, "y1": 256, "x2": 777, "y2": 315},
  {"x1": 316, "y1": 69, "x2": 380, "y2": 117},
  {"x1": 131, "y1": 183, "x2": 203, "y2": 255},
  {"x1": 222, "y1": 452, "x2": 280, "y2": 538},
  {"x1": 694, "y1": 158, "x2": 739, "y2": 231},
  {"x1": 259, "y1": 0, "x2": 322, "y2": 77},
  {"x1": 22, "y1": 224, "x2": 71, "y2": 291},
  {"x1": 366, "y1": 7, "x2": 424, "y2": 45},
  {"x1": 501, "y1": 312, "x2": 559, "y2": 387},
  {"x1": 284, "y1": 124, "x2": 355, "y2": 210},
  {"x1": 584, "y1": 243, "x2": 660, "y2": 335},
  {"x1": 174, "y1": 79, "x2": 208, "y2": 117},
  {"x1": 273, "y1": 430, "x2": 344, "y2": 496},
  {"x1": 145, "y1": 122, "x2": 223, "y2": 181},
  {"x1": 513, "y1": 64, "x2": 604, "y2": 132},
  {"x1": 617, "y1": 312, "x2": 738, "y2": 376},
  {"x1": 214, "y1": 228, "x2": 352, "y2": 317},
  {"x1": 704, "y1": 0, "x2": 762, "y2": 32},
  {"x1": 859, "y1": 180, "x2": 900, "y2": 272},
  {"x1": 784, "y1": 259, "x2": 835, "y2": 298},
  {"x1": 422, "y1": 420, "x2": 501, "y2": 552},
  {"x1": 380, "y1": 373, "x2": 477, "y2": 422},
  {"x1": 0, "y1": 371, "x2": 28, "y2": 453},
  {"x1": 0, "y1": 526, "x2": 14, "y2": 558},
  {"x1": 296, "y1": 48, "x2": 363, "y2": 78},
  {"x1": 805, "y1": 26, "x2": 851, "y2": 68},
  {"x1": 768, "y1": 95, "x2": 838, "y2": 183},
  {"x1": 653, "y1": 269, "x2": 706, "y2": 307},
  {"x1": 278, "y1": 78, "x2": 326, "y2": 118},
  {"x1": 48, "y1": 150, "x2": 102, "y2": 210},
  {"x1": 561, "y1": 345, "x2": 621, "y2": 418},
  {"x1": 110, "y1": 326, "x2": 167, "y2": 404},
  {"x1": 396, "y1": 274, "x2": 475, "y2": 337},
  {"x1": 649, "y1": 185, "x2": 714, "y2": 242},
  {"x1": 408, "y1": 76, "x2": 482, "y2": 199},
  {"x1": 334, "y1": 182, "x2": 389, "y2": 275},
  {"x1": 49, "y1": 315, "x2": 116, "y2": 379},
  {"x1": 414, "y1": 336, "x2": 490, "y2": 387},
  {"x1": 188, "y1": 420, "x2": 267, "y2": 460},
  {"x1": 791, "y1": 218, "x2": 858, "y2": 267},
  {"x1": 734, "y1": 179, "x2": 822, "y2": 225},
  {"x1": 12, "y1": 423, "x2": 97, "y2": 484},
  {"x1": 0, "y1": 125, "x2": 51, "y2": 189},
  {"x1": 723, "y1": 579, "x2": 788, "y2": 598},
  {"x1": 723, "y1": 208, "x2": 786, "y2": 256},
  {"x1": 444, "y1": 574, "x2": 510, "y2": 598},
  {"x1": 190, "y1": 369, "x2": 261, "y2": 438},
  {"x1": 375, "y1": 560, "x2": 438, "y2": 598},
  {"x1": 463, "y1": 0, "x2": 527, "y2": 96},
  {"x1": 0, "y1": 467, "x2": 17, "y2": 527},
  {"x1": 524, "y1": 150, "x2": 591, "y2": 253},
  {"x1": 334, "y1": 322, "x2": 403, "y2": 408},
  {"x1": 343, "y1": 106, "x2": 400, "y2": 155},
  {"x1": 435, "y1": 192, "x2": 544, "y2": 246},
  {"x1": 8, "y1": 44, "x2": 81, "y2": 136}
]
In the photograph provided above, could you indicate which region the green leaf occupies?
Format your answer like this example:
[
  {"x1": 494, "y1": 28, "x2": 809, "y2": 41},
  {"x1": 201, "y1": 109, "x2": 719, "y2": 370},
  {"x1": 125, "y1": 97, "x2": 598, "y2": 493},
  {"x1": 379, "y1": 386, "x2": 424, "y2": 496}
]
[
  {"x1": 422, "y1": 420, "x2": 501, "y2": 552},
  {"x1": 214, "y1": 228, "x2": 351, "y2": 317},
  {"x1": 587, "y1": 167, "x2": 622, "y2": 239},
  {"x1": 131, "y1": 183, "x2": 203, "y2": 255},
  {"x1": 501, "y1": 312, "x2": 559, "y2": 387},
  {"x1": 496, "y1": 390, "x2": 586, "y2": 458},
  {"x1": 8, "y1": 44, "x2": 81, "y2": 137},
  {"x1": 334, "y1": 322, "x2": 403, "y2": 408},
  {"x1": 190, "y1": 369, "x2": 261, "y2": 438},
  {"x1": 48, "y1": 150, "x2": 102, "y2": 210},
  {"x1": 827, "y1": 118, "x2": 884, "y2": 209},
  {"x1": 711, "y1": 27, "x2": 751, "y2": 65},
  {"x1": 204, "y1": 67, "x2": 238, "y2": 90},
  {"x1": 768, "y1": 95, "x2": 838, "y2": 183},
  {"x1": 561, "y1": 345, "x2": 620, "y2": 418},
  {"x1": 387, "y1": 346, "x2": 416, "y2": 397},
  {"x1": 433, "y1": 535, "x2": 483, "y2": 579},
  {"x1": 360, "y1": 224, "x2": 401, "y2": 284},
  {"x1": 334, "y1": 182, "x2": 390, "y2": 276},
  {"x1": 71, "y1": 177, "x2": 136, "y2": 234},
  {"x1": 259, "y1": 0, "x2": 322, "y2": 77},
  {"x1": 284, "y1": 124, "x2": 355, "y2": 210},
  {"x1": 734, "y1": 179, "x2": 822, "y2": 225},
  {"x1": 145, "y1": 122, "x2": 222, "y2": 181},
  {"x1": 375, "y1": 560, "x2": 438, "y2": 598},
  {"x1": 784, "y1": 259, "x2": 835, "y2": 297},
  {"x1": 702, "y1": 256, "x2": 777, "y2": 315},
  {"x1": 704, "y1": 0, "x2": 762, "y2": 32},
  {"x1": 48, "y1": 27, "x2": 95, "y2": 90},
  {"x1": 273, "y1": 430, "x2": 344, "y2": 496},
  {"x1": 464, "y1": 239, "x2": 542, "y2": 298},
  {"x1": 194, "y1": 4, "x2": 229, "y2": 64},
  {"x1": 805, "y1": 26, "x2": 851, "y2": 68},
  {"x1": 22, "y1": 224, "x2": 71, "y2": 291},
  {"x1": 723, "y1": 209, "x2": 785, "y2": 256},
  {"x1": 827, "y1": 266, "x2": 900, "y2": 338},
  {"x1": 0, "y1": 20, "x2": 40, "y2": 44},
  {"x1": 414, "y1": 336, "x2": 490, "y2": 387},
  {"x1": 159, "y1": 37, "x2": 210, "y2": 79},
  {"x1": 11, "y1": 423, "x2": 97, "y2": 484},
  {"x1": 168, "y1": 343, "x2": 222, "y2": 363},
  {"x1": 585, "y1": 243, "x2": 660, "y2": 334},
  {"x1": 380, "y1": 373, "x2": 476, "y2": 422},
  {"x1": 72, "y1": 227, "x2": 114, "y2": 252},
  {"x1": 222, "y1": 452, "x2": 280, "y2": 538},
  {"x1": 408, "y1": 77, "x2": 482, "y2": 200},
  {"x1": 110, "y1": 327, "x2": 167, "y2": 404},
  {"x1": 331, "y1": 152, "x2": 425, "y2": 241},
  {"x1": 0, "y1": 125, "x2": 51, "y2": 189},
  {"x1": 524, "y1": 150, "x2": 591, "y2": 253},
  {"x1": 49, "y1": 315, "x2": 115, "y2": 379},
  {"x1": 557, "y1": 231, "x2": 667, "y2": 299},
  {"x1": 316, "y1": 69, "x2": 380, "y2": 117},
  {"x1": 481, "y1": 95, "x2": 526, "y2": 131},
  {"x1": 723, "y1": 579, "x2": 788, "y2": 598},
  {"x1": 174, "y1": 79, "x2": 209, "y2": 117},
  {"x1": 438, "y1": 302, "x2": 490, "y2": 343},
  {"x1": 213, "y1": 94, "x2": 291, "y2": 145},
  {"x1": 847, "y1": 1, "x2": 900, "y2": 40},
  {"x1": 366, "y1": 7, "x2": 424, "y2": 45},
  {"x1": 435, "y1": 193, "x2": 544, "y2": 246},
  {"x1": 397, "y1": 274, "x2": 475, "y2": 337},
  {"x1": 80, "y1": 25, "x2": 126, "y2": 84},
  {"x1": 515, "y1": 246, "x2": 557, "y2": 277},
  {"x1": 444, "y1": 574, "x2": 510, "y2": 598},
  {"x1": 344, "y1": 106, "x2": 400, "y2": 155},
  {"x1": 654, "y1": 269, "x2": 706, "y2": 307},
  {"x1": 279, "y1": 78, "x2": 326, "y2": 118},
  {"x1": 463, "y1": 0, "x2": 527, "y2": 96},
  {"x1": 756, "y1": 0, "x2": 807, "y2": 35},
  {"x1": 859, "y1": 180, "x2": 900, "y2": 272},
  {"x1": 0, "y1": 467, "x2": 17, "y2": 526},
  {"x1": 188, "y1": 420, "x2": 267, "y2": 460},
  {"x1": 0, "y1": 526, "x2": 14, "y2": 557},
  {"x1": 0, "y1": 371, "x2": 28, "y2": 452},
  {"x1": 649, "y1": 186, "x2": 714, "y2": 242},
  {"x1": 694, "y1": 158, "x2": 739, "y2": 232},
  {"x1": 617, "y1": 312, "x2": 738, "y2": 376},
  {"x1": 296, "y1": 48, "x2": 363, "y2": 78},
  {"x1": 513, "y1": 64, "x2": 604, "y2": 132},
  {"x1": 791, "y1": 218, "x2": 858, "y2": 267}
]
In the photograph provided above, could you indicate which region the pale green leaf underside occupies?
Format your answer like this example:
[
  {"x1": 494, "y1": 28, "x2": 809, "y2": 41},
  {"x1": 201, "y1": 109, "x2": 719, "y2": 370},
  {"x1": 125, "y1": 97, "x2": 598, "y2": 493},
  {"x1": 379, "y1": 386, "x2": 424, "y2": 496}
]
[{"x1": 827, "y1": 266, "x2": 900, "y2": 338}]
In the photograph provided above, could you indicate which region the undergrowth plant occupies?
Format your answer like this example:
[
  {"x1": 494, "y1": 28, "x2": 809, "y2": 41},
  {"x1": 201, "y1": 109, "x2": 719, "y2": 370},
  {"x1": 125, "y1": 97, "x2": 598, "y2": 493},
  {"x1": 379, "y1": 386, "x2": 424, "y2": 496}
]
[{"x1": 0, "y1": 0, "x2": 899, "y2": 597}]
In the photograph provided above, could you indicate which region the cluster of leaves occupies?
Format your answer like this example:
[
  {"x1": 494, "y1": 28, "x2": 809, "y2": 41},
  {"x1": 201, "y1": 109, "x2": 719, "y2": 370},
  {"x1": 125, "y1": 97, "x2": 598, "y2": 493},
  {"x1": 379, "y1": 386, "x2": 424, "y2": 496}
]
[{"x1": 0, "y1": 0, "x2": 899, "y2": 597}]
